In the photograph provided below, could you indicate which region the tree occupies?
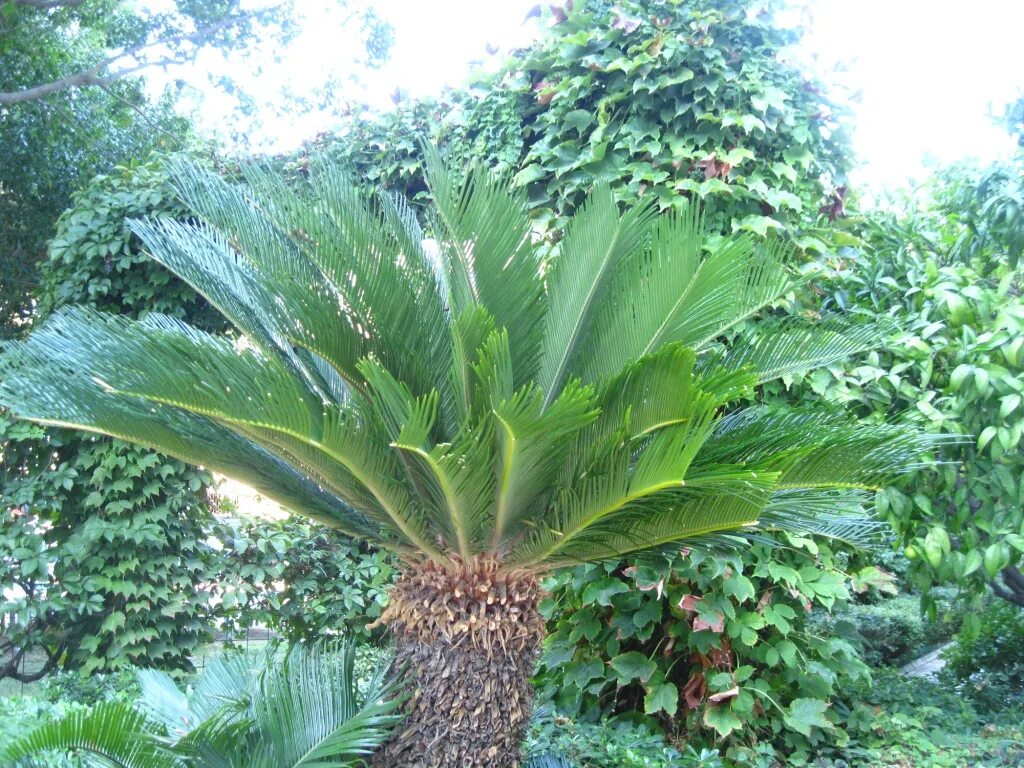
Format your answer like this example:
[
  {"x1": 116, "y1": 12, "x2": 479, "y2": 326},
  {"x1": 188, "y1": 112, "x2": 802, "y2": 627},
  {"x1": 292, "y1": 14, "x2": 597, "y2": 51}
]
[
  {"x1": 0, "y1": 152, "x2": 930, "y2": 767},
  {"x1": 0, "y1": 641, "x2": 401, "y2": 768},
  {"x1": 0, "y1": 0, "x2": 293, "y2": 107},
  {"x1": 799, "y1": 158, "x2": 1024, "y2": 617},
  {"x1": 0, "y1": 0, "x2": 390, "y2": 332},
  {"x1": 0, "y1": 0, "x2": 196, "y2": 334}
]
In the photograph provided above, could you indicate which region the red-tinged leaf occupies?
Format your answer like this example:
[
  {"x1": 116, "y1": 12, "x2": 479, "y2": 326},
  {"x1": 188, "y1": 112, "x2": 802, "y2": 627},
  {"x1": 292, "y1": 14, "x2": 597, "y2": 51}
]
[
  {"x1": 637, "y1": 577, "x2": 665, "y2": 599},
  {"x1": 678, "y1": 594, "x2": 701, "y2": 612},
  {"x1": 683, "y1": 672, "x2": 706, "y2": 710},
  {"x1": 693, "y1": 611, "x2": 725, "y2": 633},
  {"x1": 707, "y1": 639, "x2": 733, "y2": 669},
  {"x1": 549, "y1": 4, "x2": 567, "y2": 23}
]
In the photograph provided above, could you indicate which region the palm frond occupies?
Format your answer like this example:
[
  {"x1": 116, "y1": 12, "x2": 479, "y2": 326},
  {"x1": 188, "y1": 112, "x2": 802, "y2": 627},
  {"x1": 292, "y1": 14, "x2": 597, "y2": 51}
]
[
  {"x1": 581, "y1": 207, "x2": 790, "y2": 382},
  {"x1": 539, "y1": 185, "x2": 657, "y2": 402},
  {"x1": 0, "y1": 702, "x2": 178, "y2": 768},
  {"x1": 0, "y1": 331, "x2": 379, "y2": 541},
  {"x1": 490, "y1": 381, "x2": 599, "y2": 549},
  {"x1": 0, "y1": 152, "x2": 929, "y2": 573},
  {"x1": 244, "y1": 642, "x2": 402, "y2": 768},
  {"x1": 422, "y1": 145, "x2": 546, "y2": 386},
  {"x1": 693, "y1": 407, "x2": 938, "y2": 490},
  {"x1": 523, "y1": 490, "x2": 770, "y2": 567},
  {"x1": 700, "y1": 317, "x2": 893, "y2": 385}
]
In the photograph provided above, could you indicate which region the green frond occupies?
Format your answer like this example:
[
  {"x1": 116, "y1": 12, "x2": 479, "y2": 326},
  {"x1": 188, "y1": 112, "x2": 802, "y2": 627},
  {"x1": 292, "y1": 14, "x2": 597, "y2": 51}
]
[
  {"x1": 447, "y1": 306, "x2": 498, "y2": 430},
  {"x1": 394, "y1": 407, "x2": 496, "y2": 559},
  {"x1": 0, "y1": 330, "x2": 380, "y2": 541},
  {"x1": 164, "y1": 159, "x2": 451, "y2": 399},
  {"x1": 758, "y1": 489, "x2": 886, "y2": 547},
  {"x1": 527, "y1": 491, "x2": 769, "y2": 567},
  {"x1": 0, "y1": 701, "x2": 177, "y2": 768},
  {"x1": 581, "y1": 207, "x2": 790, "y2": 382},
  {"x1": 693, "y1": 407, "x2": 937, "y2": 491},
  {"x1": 586, "y1": 344, "x2": 748, "y2": 454},
  {"x1": 244, "y1": 642, "x2": 402, "y2": 768},
  {"x1": 0, "y1": 152, "x2": 928, "y2": 573},
  {"x1": 700, "y1": 317, "x2": 893, "y2": 385},
  {"x1": 539, "y1": 185, "x2": 657, "y2": 402},
  {"x1": 490, "y1": 381, "x2": 599, "y2": 549},
  {"x1": 422, "y1": 145, "x2": 546, "y2": 386}
]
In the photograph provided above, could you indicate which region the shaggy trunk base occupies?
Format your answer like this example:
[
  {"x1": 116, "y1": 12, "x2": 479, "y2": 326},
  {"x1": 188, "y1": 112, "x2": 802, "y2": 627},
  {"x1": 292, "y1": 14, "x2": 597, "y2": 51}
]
[{"x1": 371, "y1": 555, "x2": 545, "y2": 768}]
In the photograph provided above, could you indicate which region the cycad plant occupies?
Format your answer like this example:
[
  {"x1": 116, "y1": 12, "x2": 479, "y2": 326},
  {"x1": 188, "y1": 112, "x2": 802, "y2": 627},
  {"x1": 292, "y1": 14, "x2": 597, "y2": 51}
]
[
  {"x1": 0, "y1": 642, "x2": 400, "y2": 768},
  {"x1": 0, "y1": 151, "x2": 931, "y2": 767}
]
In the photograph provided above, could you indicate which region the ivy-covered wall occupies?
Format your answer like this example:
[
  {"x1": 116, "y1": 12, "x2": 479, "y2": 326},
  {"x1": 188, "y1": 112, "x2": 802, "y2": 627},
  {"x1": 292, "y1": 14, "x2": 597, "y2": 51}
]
[{"x1": 0, "y1": 162, "x2": 222, "y2": 678}]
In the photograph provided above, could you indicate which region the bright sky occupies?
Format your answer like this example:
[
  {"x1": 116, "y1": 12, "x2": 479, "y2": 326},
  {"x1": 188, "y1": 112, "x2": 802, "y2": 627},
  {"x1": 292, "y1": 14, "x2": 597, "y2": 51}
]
[{"x1": 162, "y1": 0, "x2": 1024, "y2": 192}]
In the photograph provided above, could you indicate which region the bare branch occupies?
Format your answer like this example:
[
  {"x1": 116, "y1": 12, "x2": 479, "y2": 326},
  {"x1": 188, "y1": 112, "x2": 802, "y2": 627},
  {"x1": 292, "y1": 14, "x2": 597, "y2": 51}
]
[
  {"x1": 11, "y1": 0, "x2": 87, "y2": 9},
  {"x1": 0, "y1": 6, "x2": 280, "y2": 105}
]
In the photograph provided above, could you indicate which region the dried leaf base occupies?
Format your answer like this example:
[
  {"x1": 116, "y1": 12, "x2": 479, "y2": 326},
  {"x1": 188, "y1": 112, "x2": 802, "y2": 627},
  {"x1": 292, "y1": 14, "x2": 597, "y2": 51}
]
[{"x1": 372, "y1": 556, "x2": 545, "y2": 768}]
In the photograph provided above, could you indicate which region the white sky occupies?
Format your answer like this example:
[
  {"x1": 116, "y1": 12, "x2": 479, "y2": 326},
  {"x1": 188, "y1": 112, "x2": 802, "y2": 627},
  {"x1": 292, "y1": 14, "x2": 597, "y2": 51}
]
[{"x1": 160, "y1": 0, "x2": 1024, "y2": 191}]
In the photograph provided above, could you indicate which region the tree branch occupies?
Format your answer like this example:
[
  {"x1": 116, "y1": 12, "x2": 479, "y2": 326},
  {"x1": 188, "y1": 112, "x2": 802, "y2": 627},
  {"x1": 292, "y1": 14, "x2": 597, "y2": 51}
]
[
  {"x1": 11, "y1": 0, "x2": 87, "y2": 8},
  {"x1": 990, "y1": 566, "x2": 1024, "y2": 607},
  {"x1": 0, "y1": 7, "x2": 277, "y2": 105}
]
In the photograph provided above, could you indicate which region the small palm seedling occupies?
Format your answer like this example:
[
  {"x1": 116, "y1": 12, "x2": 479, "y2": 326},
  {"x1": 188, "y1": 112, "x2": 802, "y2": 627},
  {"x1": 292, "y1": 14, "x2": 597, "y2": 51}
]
[{"x1": 0, "y1": 149, "x2": 934, "y2": 767}]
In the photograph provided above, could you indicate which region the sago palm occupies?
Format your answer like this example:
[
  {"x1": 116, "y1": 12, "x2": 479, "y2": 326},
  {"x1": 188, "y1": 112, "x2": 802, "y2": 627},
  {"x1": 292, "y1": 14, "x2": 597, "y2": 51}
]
[
  {"x1": 0, "y1": 151, "x2": 931, "y2": 767},
  {"x1": 0, "y1": 642, "x2": 400, "y2": 768}
]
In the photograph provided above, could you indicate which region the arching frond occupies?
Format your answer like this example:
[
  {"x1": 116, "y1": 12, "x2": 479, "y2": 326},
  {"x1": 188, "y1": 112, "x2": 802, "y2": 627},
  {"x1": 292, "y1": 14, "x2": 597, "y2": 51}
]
[
  {"x1": 581, "y1": 207, "x2": 790, "y2": 382},
  {"x1": 700, "y1": 317, "x2": 893, "y2": 384},
  {"x1": 539, "y1": 186, "x2": 657, "y2": 402},
  {"x1": 0, "y1": 701, "x2": 178, "y2": 768},
  {"x1": 0, "y1": 153, "x2": 928, "y2": 573},
  {"x1": 422, "y1": 145, "x2": 546, "y2": 385}
]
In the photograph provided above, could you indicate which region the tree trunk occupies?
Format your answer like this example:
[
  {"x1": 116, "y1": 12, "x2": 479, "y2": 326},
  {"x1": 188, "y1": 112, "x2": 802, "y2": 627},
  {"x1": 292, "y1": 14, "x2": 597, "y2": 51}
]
[{"x1": 372, "y1": 555, "x2": 546, "y2": 768}]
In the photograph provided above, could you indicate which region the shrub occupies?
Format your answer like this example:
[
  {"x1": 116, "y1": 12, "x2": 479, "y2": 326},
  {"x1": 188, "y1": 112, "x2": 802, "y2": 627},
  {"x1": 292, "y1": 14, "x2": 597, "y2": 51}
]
[
  {"x1": 534, "y1": 541, "x2": 883, "y2": 763},
  {"x1": 526, "y1": 715, "x2": 722, "y2": 768},
  {"x1": 40, "y1": 667, "x2": 140, "y2": 707},
  {"x1": 211, "y1": 515, "x2": 397, "y2": 643},
  {"x1": 783, "y1": 158, "x2": 1024, "y2": 617},
  {"x1": 1, "y1": 160, "x2": 220, "y2": 679},
  {"x1": 0, "y1": 696, "x2": 83, "y2": 767},
  {"x1": 942, "y1": 600, "x2": 1024, "y2": 713},
  {"x1": 826, "y1": 667, "x2": 1024, "y2": 767},
  {"x1": 808, "y1": 593, "x2": 959, "y2": 668}
]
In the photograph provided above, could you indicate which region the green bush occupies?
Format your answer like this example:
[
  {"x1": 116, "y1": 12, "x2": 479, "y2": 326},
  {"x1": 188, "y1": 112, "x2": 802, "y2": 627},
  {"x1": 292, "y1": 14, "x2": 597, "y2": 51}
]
[
  {"x1": 809, "y1": 594, "x2": 958, "y2": 668},
  {"x1": 782, "y1": 158, "x2": 1024, "y2": 617},
  {"x1": 39, "y1": 668, "x2": 140, "y2": 708},
  {"x1": 534, "y1": 542, "x2": 889, "y2": 763},
  {"x1": 0, "y1": 696, "x2": 83, "y2": 767},
  {"x1": 826, "y1": 667, "x2": 1024, "y2": 767},
  {"x1": 0, "y1": 160, "x2": 222, "y2": 679},
  {"x1": 942, "y1": 601, "x2": 1024, "y2": 713},
  {"x1": 211, "y1": 515, "x2": 397, "y2": 644},
  {"x1": 526, "y1": 715, "x2": 722, "y2": 768}
]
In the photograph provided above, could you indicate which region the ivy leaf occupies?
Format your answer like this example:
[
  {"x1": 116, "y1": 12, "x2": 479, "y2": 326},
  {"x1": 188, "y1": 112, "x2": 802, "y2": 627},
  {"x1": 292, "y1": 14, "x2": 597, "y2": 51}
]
[
  {"x1": 563, "y1": 109, "x2": 594, "y2": 134},
  {"x1": 610, "y1": 651, "x2": 657, "y2": 685},
  {"x1": 644, "y1": 678, "x2": 679, "y2": 716},
  {"x1": 513, "y1": 164, "x2": 546, "y2": 187},
  {"x1": 723, "y1": 574, "x2": 756, "y2": 603},
  {"x1": 581, "y1": 577, "x2": 629, "y2": 606},
  {"x1": 703, "y1": 703, "x2": 743, "y2": 737},
  {"x1": 783, "y1": 698, "x2": 832, "y2": 736}
]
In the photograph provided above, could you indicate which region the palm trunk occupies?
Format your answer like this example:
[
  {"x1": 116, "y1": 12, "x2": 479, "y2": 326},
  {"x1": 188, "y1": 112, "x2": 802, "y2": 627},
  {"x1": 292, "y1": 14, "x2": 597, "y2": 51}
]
[{"x1": 372, "y1": 555, "x2": 545, "y2": 768}]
